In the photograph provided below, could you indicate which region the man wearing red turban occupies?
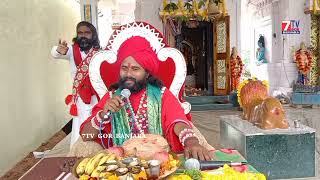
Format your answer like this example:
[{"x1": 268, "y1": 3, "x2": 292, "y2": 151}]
[{"x1": 80, "y1": 36, "x2": 212, "y2": 160}]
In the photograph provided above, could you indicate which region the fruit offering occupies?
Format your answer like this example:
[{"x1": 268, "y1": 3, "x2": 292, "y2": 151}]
[{"x1": 74, "y1": 152, "x2": 179, "y2": 180}]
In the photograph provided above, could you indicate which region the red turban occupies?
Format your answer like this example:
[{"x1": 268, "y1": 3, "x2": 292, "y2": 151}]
[{"x1": 117, "y1": 36, "x2": 159, "y2": 75}]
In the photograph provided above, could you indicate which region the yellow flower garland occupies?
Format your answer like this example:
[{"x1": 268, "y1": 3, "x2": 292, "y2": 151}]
[
  {"x1": 160, "y1": 0, "x2": 209, "y2": 21},
  {"x1": 169, "y1": 165, "x2": 266, "y2": 180}
]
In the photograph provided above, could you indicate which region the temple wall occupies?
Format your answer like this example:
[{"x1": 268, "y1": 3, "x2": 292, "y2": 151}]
[
  {"x1": 242, "y1": 0, "x2": 311, "y2": 95},
  {"x1": 128, "y1": 0, "x2": 311, "y2": 95}
]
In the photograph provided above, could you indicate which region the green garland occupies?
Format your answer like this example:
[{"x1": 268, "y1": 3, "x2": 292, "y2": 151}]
[{"x1": 310, "y1": 14, "x2": 320, "y2": 85}]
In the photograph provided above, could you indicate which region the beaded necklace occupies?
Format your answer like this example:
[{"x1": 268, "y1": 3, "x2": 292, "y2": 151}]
[{"x1": 125, "y1": 90, "x2": 148, "y2": 135}]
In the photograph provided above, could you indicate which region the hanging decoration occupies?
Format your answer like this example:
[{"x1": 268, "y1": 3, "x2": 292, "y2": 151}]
[
  {"x1": 159, "y1": 0, "x2": 227, "y2": 23},
  {"x1": 310, "y1": 14, "x2": 320, "y2": 86}
]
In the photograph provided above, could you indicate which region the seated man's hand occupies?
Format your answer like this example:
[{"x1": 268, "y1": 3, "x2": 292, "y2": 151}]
[
  {"x1": 184, "y1": 137, "x2": 213, "y2": 161},
  {"x1": 103, "y1": 96, "x2": 125, "y2": 113}
]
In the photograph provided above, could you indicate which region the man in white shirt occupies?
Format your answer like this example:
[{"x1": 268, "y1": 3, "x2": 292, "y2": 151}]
[{"x1": 51, "y1": 21, "x2": 100, "y2": 146}]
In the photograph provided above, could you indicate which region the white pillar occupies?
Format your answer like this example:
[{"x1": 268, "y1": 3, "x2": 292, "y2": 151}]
[
  {"x1": 134, "y1": 0, "x2": 163, "y2": 33},
  {"x1": 80, "y1": 0, "x2": 98, "y2": 28}
]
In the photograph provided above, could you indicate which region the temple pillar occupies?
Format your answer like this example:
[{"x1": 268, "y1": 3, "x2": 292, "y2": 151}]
[{"x1": 80, "y1": 0, "x2": 98, "y2": 28}]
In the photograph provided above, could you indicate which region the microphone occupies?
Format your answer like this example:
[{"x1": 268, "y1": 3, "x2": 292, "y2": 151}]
[
  {"x1": 120, "y1": 88, "x2": 131, "y2": 99},
  {"x1": 184, "y1": 158, "x2": 247, "y2": 171},
  {"x1": 103, "y1": 89, "x2": 131, "y2": 119}
]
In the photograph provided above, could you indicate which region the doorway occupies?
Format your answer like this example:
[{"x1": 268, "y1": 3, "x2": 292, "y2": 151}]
[{"x1": 178, "y1": 21, "x2": 213, "y2": 96}]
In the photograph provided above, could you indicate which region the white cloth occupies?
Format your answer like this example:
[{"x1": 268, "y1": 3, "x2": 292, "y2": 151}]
[
  {"x1": 71, "y1": 95, "x2": 97, "y2": 146},
  {"x1": 51, "y1": 45, "x2": 98, "y2": 146}
]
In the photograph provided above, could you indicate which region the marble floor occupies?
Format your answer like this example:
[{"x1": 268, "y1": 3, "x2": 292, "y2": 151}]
[{"x1": 46, "y1": 105, "x2": 320, "y2": 180}]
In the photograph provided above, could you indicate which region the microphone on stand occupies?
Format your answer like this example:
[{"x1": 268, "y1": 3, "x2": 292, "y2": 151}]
[
  {"x1": 184, "y1": 158, "x2": 247, "y2": 171},
  {"x1": 103, "y1": 88, "x2": 131, "y2": 119}
]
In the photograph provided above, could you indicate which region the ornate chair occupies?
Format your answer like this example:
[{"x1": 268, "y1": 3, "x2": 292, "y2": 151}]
[
  {"x1": 89, "y1": 22, "x2": 191, "y2": 116},
  {"x1": 88, "y1": 21, "x2": 213, "y2": 150}
]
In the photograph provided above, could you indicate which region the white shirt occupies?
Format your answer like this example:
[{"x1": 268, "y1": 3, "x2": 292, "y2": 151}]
[
  {"x1": 51, "y1": 45, "x2": 98, "y2": 146},
  {"x1": 51, "y1": 45, "x2": 89, "y2": 79}
]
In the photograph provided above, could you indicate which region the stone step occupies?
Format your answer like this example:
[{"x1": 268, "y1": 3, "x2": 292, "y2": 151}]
[
  {"x1": 291, "y1": 92, "x2": 320, "y2": 105},
  {"x1": 185, "y1": 95, "x2": 230, "y2": 105},
  {"x1": 191, "y1": 103, "x2": 235, "y2": 111}
]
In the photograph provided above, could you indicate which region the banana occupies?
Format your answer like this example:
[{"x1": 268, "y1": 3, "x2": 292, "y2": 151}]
[
  {"x1": 90, "y1": 168, "x2": 101, "y2": 178},
  {"x1": 85, "y1": 153, "x2": 106, "y2": 175},
  {"x1": 96, "y1": 165, "x2": 107, "y2": 172},
  {"x1": 98, "y1": 154, "x2": 110, "y2": 166},
  {"x1": 84, "y1": 157, "x2": 95, "y2": 175},
  {"x1": 107, "y1": 153, "x2": 117, "y2": 161},
  {"x1": 78, "y1": 174, "x2": 90, "y2": 180},
  {"x1": 76, "y1": 158, "x2": 90, "y2": 176},
  {"x1": 99, "y1": 172, "x2": 114, "y2": 178}
]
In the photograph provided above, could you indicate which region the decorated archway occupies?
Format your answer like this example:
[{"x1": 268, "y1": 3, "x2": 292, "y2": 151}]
[{"x1": 159, "y1": 0, "x2": 231, "y2": 96}]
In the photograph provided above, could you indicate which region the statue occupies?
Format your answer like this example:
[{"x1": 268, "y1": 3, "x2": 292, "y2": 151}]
[
  {"x1": 294, "y1": 42, "x2": 313, "y2": 85},
  {"x1": 256, "y1": 35, "x2": 267, "y2": 65},
  {"x1": 237, "y1": 78, "x2": 289, "y2": 130},
  {"x1": 230, "y1": 47, "x2": 244, "y2": 91}
]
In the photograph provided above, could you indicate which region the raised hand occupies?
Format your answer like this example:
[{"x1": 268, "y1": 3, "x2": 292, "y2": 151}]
[{"x1": 57, "y1": 39, "x2": 69, "y2": 55}]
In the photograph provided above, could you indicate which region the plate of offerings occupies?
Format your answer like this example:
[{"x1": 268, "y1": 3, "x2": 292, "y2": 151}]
[{"x1": 72, "y1": 134, "x2": 179, "y2": 179}]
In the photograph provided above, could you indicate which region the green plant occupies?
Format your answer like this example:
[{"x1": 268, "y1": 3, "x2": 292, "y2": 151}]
[
  {"x1": 198, "y1": 0, "x2": 206, "y2": 8},
  {"x1": 184, "y1": 1, "x2": 193, "y2": 11},
  {"x1": 164, "y1": 2, "x2": 178, "y2": 12}
]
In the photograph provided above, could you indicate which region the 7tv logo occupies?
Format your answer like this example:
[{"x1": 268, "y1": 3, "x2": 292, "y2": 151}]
[{"x1": 282, "y1": 20, "x2": 300, "y2": 34}]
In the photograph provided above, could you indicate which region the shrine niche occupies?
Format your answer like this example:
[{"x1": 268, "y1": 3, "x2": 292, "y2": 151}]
[{"x1": 159, "y1": 0, "x2": 231, "y2": 96}]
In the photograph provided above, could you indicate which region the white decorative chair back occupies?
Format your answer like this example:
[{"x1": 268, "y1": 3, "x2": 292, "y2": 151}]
[{"x1": 89, "y1": 22, "x2": 191, "y2": 114}]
